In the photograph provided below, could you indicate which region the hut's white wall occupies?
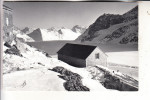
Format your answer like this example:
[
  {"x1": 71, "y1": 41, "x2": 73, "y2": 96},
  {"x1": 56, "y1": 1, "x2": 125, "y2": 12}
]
[
  {"x1": 58, "y1": 54, "x2": 86, "y2": 67},
  {"x1": 86, "y1": 47, "x2": 107, "y2": 67}
]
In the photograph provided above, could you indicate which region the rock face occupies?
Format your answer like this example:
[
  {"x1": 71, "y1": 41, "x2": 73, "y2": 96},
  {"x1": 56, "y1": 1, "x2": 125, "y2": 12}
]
[
  {"x1": 103, "y1": 72, "x2": 138, "y2": 91},
  {"x1": 51, "y1": 66, "x2": 90, "y2": 91},
  {"x1": 5, "y1": 44, "x2": 22, "y2": 57},
  {"x1": 4, "y1": 42, "x2": 11, "y2": 48},
  {"x1": 102, "y1": 20, "x2": 138, "y2": 44},
  {"x1": 76, "y1": 6, "x2": 138, "y2": 45},
  {"x1": 21, "y1": 27, "x2": 30, "y2": 34},
  {"x1": 28, "y1": 28, "x2": 43, "y2": 41},
  {"x1": 72, "y1": 25, "x2": 86, "y2": 34}
]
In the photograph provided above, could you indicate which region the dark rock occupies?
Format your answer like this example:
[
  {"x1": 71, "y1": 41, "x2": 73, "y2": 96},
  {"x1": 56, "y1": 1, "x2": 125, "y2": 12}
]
[
  {"x1": 51, "y1": 66, "x2": 90, "y2": 91},
  {"x1": 5, "y1": 45, "x2": 22, "y2": 57},
  {"x1": 80, "y1": 86, "x2": 90, "y2": 91},
  {"x1": 11, "y1": 45, "x2": 18, "y2": 49},
  {"x1": 52, "y1": 66, "x2": 66, "y2": 74},
  {"x1": 38, "y1": 62, "x2": 45, "y2": 66},
  {"x1": 58, "y1": 75, "x2": 70, "y2": 81},
  {"x1": 4, "y1": 42, "x2": 11, "y2": 48},
  {"x1": 120, "y1": 37, "x2": 129, "y2": 44},
  {"x1": 45, "y1": 53, "x2": 51, "y2": 58},
  {"x1": 21, "y1": 27, "x2": 29, "y2": 34},
  {"x1": 72, "y1": 25, "x2": 86, "y2": 34}
]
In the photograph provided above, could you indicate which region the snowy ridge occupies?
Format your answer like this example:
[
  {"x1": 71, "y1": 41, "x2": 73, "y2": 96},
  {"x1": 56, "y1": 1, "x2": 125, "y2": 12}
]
[
  {"x1": 59, "y1": 29, "x2": 81, "y2": 40},
  {"x1": 27, "y1": 27, "x2": 83, "y2": 41},
  {"x1": 12, "y1": 26, "x2": 35, "y2": 42},
  {"x1": 40, "y1": 28, "x2": 81, "y2": 41},
  {"x1": 16, "y1": 34, "x2": 34, "y2": 42}
]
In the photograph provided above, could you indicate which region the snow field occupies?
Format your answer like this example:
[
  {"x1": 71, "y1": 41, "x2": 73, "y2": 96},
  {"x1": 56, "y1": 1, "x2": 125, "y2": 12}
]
[{"x1": 3, "y1": 43, "x2": 106, "y2": 91}]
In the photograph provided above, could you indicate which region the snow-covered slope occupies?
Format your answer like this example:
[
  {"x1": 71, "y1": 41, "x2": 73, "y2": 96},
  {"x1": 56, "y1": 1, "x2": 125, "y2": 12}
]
[
  {"x1": 3, "y1": 69, "x2": 66, "y2": 91},
  {"x1": 4, "y1": 26, "x2": 34, "y2": 43},
  {"x1": 3, "y1": 41, "x2": 106, "y2": 91},
  {"x1": 16, "y1": 34, "x2": 34, "y2": 42},
  {"x1": 57, "y1": 29, "x2": 81, "y2": 40},
  {"x1": 3, "y1": 32, "x2": 138, "y2": 91}
]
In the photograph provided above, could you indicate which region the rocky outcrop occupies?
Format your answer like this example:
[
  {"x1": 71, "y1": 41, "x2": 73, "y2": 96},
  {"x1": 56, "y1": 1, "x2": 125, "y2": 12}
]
[
  {"x1": 21, "y1": 27, "x2": 29, "y2": 34},
  {"x1": 123, "y1": 6, "x2": 138, "y2": 22},
  {"x1": 103, "y1": 72, "x2": 138, "y2": 91},
  {"x1": 51, "y1": 66, "x2": 90, "y2": 91},
  {"x1": 102, "y1": 20, "x2": 138, "y2": 44},
  {"x1": 5, "y1": 44, "x2": 22, "y2": 57},
  {"x1": 72, "y1": 25, "x2": 86, "y2": 34},
  {"x1": 4, "y1": 42, "x2": 11, "y2": 48}
]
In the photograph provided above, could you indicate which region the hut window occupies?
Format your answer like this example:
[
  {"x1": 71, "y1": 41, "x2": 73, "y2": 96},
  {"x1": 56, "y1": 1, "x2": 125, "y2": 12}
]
[
  {"x1": 95, "y1": 53, "x2": 99, "y2": 59},
  {"x1": 6, "y1": 18, "x2": 9, "y2": 26}
]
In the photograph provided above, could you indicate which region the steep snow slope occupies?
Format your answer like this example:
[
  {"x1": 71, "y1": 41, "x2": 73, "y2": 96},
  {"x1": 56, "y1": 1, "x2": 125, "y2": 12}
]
[
  {"x1": 16, "y1": 34, "x2": 34, "y2": 42},
  {"x1": 58, "y1": 29, "x2": 81, "y2": 40},
  {"x1": 40, "y1": 29, "x2": 60, "y2": 40}
]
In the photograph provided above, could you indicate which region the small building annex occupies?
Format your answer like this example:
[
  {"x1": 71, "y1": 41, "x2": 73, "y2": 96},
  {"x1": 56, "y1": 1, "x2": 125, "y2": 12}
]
[
  {"x1": 57, "y1": 43, "x2": 107, "y2": 68},
  {"x1": 3, "y1": 5, "x2": 13, "y2": 43}
]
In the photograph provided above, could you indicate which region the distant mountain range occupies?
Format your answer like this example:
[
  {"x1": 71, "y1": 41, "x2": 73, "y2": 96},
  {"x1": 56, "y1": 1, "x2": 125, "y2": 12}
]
[
  {"x1": 76, "y1": 6, "x2": 138, "y2": 45},
  {"x1": 3, "y1": 6, "x2": 137, "y2": 45},
  {"x1": 26, "y1": 26, "x2": 86, "y2": 41}
]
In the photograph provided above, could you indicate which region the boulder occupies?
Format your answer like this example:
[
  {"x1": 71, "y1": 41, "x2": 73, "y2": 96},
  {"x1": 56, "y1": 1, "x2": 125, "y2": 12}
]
[
  {"x1": 52, "y1": 66, "x2": 90, "y2": 91},
  {"x1": 4, "y1": 42, "x2": 11, "y2": 48},
  {"x1": 5, "y1": 45, "x2": 22, "y2": 57}
]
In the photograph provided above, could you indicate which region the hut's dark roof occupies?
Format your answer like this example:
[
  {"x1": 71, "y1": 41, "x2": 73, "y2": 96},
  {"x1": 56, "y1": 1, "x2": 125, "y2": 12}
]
[{"x1": 57, "y1": 43, "x2": 97, "y2": 59}]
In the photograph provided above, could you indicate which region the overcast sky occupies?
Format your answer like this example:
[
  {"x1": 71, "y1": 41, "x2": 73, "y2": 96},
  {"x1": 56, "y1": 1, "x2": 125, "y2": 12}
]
[{"x1": 4, "y1": 2, "x2": 137, "y2": 29}]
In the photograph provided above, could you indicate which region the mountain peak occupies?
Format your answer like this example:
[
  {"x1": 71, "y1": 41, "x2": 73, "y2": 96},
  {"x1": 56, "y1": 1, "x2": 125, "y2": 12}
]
[
  {"x1": 21, "y1": 27, "x2": 29, "y2": 33},
  {"x1": 27, "y1": 28, "x2": 43, "y2": 41},
  {"x1": 76, "y1": 6, "x2": 138, "y2": 45}
]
